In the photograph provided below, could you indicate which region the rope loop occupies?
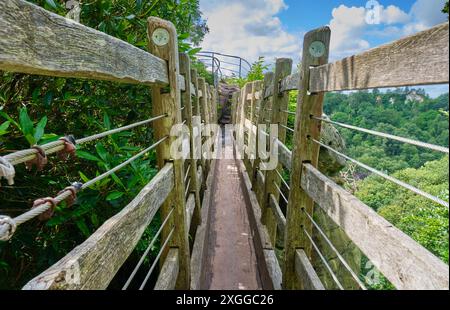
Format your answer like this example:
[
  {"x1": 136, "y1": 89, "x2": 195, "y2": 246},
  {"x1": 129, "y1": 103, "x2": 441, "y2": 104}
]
[
  {"x1": 57, "y1": 183, "x2": 81, "y2": 208},
  {"x1": 25, "y1": 145, "x2": 48, "y2": 171},
  {"x1": 0, "y1": 156, "x2": 15, "y2": 186},
  {"x1": 32, "y1": 197, "x2": 58, "y2": 221},
  {"x1": 58, "y1": 135, "x2": 77, "y2": 161},
  {"x1": 0, "y1": 216, "x2": 17, "y2": 242}
]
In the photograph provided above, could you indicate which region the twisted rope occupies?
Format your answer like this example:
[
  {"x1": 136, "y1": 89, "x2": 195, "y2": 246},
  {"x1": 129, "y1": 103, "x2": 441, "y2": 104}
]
[
  {"x1": 0, "y1": 136, "x2": 168, "y2": 241},
  {"x1": 2, "y1": 115, "x2": 167, "y2": 167}
]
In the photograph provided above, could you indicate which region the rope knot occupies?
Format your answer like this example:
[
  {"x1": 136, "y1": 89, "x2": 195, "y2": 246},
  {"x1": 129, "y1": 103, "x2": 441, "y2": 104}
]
[
  {"x1": 58, "y1": 135, "x2": 77, "y2": 161},
  {"x1": 32, "y1": 197, "x2": 58, "y2": 221},
  {"x1": 0, "y1": 216, "x2": 17, "y2": 242},
  {"x1": 0, "y1": 157, "x2": 15, "y2": 186},
  {"x1": 25, "y1": 145, "x2": 48, "y2": 171}
]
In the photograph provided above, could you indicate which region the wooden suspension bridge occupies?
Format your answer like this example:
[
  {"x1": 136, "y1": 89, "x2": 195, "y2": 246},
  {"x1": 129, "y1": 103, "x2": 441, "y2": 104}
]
[{"x1": 0, "y1": 0, "x2": 449, "y2": 290}]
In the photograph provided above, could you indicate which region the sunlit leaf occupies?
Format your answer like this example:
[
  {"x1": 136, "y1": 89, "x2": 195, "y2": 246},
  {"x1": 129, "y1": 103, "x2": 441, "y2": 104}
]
[{"x1": 77, "y1": 150, "x2": 101, "y2": 162}]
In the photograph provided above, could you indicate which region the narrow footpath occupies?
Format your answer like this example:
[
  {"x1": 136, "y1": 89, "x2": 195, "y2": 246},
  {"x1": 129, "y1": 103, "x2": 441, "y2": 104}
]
[{"x1": 203, "y1": 126, "x2": 262, "y2": 290}]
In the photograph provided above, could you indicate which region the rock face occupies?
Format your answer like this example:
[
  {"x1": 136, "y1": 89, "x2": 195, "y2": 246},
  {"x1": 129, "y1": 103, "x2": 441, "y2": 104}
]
[
  {"x1": 319, "y1": 115, "x2": 347, "y2": 176},
  {"x1": 218, "y1": 83, "x2": 240, "y2": 125},
  {"x1": 315, "y1": 116, "x2": 362, "y2": 290}
]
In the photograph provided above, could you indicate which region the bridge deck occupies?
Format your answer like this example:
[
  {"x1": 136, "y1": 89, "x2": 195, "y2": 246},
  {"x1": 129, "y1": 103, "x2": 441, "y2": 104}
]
[{"x1": 202, "y1": 127, "x2": 263, "y2": 290}]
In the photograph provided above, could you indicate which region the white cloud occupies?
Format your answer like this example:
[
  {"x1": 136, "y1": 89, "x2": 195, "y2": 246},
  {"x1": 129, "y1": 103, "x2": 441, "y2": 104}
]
[
  {"x1": 199, "y1": 0, "x2": 301, "y2": 74},
  {"x1": 328, "y1": 0, "x2": 447, "y2": 59},
  {"x1": 329, "y1": 5, "x2": 370, "y2": 59},
  {"x1": 329, "y1": 4, "x2": 413, "y2": 59},
  {"x1": 381, "y1": 5, "x2": 411, "y2": 24}
]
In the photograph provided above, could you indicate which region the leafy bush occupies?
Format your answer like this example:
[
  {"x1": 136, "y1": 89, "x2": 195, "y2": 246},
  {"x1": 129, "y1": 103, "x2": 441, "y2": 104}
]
[{"x1": 0, "y1": 0, "x2": 209, "y2": 289}]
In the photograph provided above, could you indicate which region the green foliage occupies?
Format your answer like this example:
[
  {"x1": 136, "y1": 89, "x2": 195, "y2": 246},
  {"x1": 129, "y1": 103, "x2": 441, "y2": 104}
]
[
  {"x1": 443, "y1": 1, "x2": 449, "y2": 17},
  {"x1": 324, "y1": 89, "x2": 449, "y2": 174},
  {"x1": 356, "y1": 157, "x2": 449, "y2": 263},
  {"x1": 226, "y1": 57, "x2": 268, "y2": 88},
  {"x1": 1, "y1": 108, "x2": 48, "y2": 146},
  {"x1": 0, "y1": 0, "x2": 208, "y2": 289}
]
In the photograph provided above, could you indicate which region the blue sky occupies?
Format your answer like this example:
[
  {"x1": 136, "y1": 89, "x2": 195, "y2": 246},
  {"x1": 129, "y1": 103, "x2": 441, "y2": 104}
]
[{"x1": 199, "y1": 0, "x2": 448, "y2": 97}]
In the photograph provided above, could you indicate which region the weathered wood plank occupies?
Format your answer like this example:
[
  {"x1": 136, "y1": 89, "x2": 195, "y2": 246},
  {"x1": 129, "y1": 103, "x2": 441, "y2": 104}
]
[
  {"x1": 310, "y1": 23, "x2": 449, "y2": 92},
  {"x1": 237, "y1": 159, "x2": 283, "y2": 290},
  {"x1": 295, "y1": 249, "x2": 325, "y2": 290},
  {"x1": 263, "y1": 72, "x2": 300, "y2": 99},
  {"x1": 269, "y1": 194, "x2": 286, "y2": 232},
  {"x1": 191, "y1": 159, "x2": 217, "y2": 290},
  {"x1": 186, "y1": 194, "x2": 196, "y2": 233},
  {"x1": 148, "y1": 17, "x2": 190, "y2": 289},
  {"x1": 281, "y1": 72, "x2": 301, "y2": 93},
  {"x1": 284, "y1": 27, "x2": 331, "y2": 290},
  {"x1": 263, "y1": 249, "x2": 283, "y2": 290},
  {"x1": 154, "y1": 249, "x2": 179, "y2": 290},
  {"x1": 278, "y1": 140, "x2": 292, "y2": 172},
  {"x1": 263, "y1": 59, "x2": 292, "y2": 247},
  {"x1": 180, "y1": 53, "x2": 202, "y2": 231},
  {"x1": 301, "y1": 163, "x2": 449, "y2": 290},
  {"x1": 0, "y1": 0, "x2": 169, "y2": 86},
  {"x1": 23, "y1": 164, "x2": 175, "y2": 290}
]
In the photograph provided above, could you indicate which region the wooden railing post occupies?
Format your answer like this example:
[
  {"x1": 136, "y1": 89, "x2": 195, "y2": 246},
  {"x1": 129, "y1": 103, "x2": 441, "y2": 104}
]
[
  {"x1": 243, "y1": 83, "x2": 253, "y2": 168},
  {"x1": 262, "y1": 58, "x2": 292, "y2": 246},
  {"x1": 179, "y1": 53, "x2": 202, "y2": 230},
  {"x1": 253, "y1": 73, "x2": 274, "y2": 206},
  {"x1": 191, "y1": 69, "x2": 201, "y2": 116},
  {"x1": 231, "y1": 92, "x2": 239, "y2": 125},
  {"x1": 250, "y1": 81, "x2": 262, "y2": 180},
  {"x1": 251, "y1": 80, "x2": 265, "y2": 185},
  {"x1": 198, "y1": 78, "x2": 209, "y2": 176},
  {"x1": 283, "y1": 27, "x2": 331, "y2": 290},
  {"x1": 147, "y1": 17, "x2": 190, "y2": 289}
]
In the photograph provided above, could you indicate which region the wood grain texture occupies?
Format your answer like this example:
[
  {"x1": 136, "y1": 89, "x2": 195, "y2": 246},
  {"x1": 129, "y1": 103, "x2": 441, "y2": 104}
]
[
  {"x1": 263, "y1": 72, "x2": 300, "y2": 98},
  {"x1": 154, "y1": 249, "x2": 179, "y2": 290},
  {"x1": 148, "y1": 17, "x2": 190, "y2": 289},
  {"x1": 280, "y1": 72, "x2": 301, "y2": 93},
  {"x1": 283, "y1": 27, "x2": 331, "y2": 290},
  {"x1": 263, "y1": 59, "x2": 292, "y2": 247},
  {"x1": 269, "y1": 194, "x2": 286, "y2": 232},
  {"x1": 263, "y1": 249, "x2": 283, "y2": 290},
  {"x1": 301, "y1": 164, "x2": 449, "y2": 290},
  {"x1": 310, "y1": 22, "x2": 449, "y2": 92},
  {"x1": 186, "y1": 194, "x2": 196, "y2": 233},
  {"x1": 23, "y1": 164, "x2": 174, "y2": 290},
  {"x1": 238, "y1": 159, "x2": 283, "y2": 290},
  {"x1": 191, "y1": 159, "x2": 217, "y2": 290},
  {"x1": 295, "y1": 250, "x2": 325, "y2": 290},
  {"x1": 180, "y1": 53, "x2": 202, "y2": 231},
  {"x1": 0, "y1": 0, "x2": 169, "y2": 86},
  {"x1": 278, "y1": 141, "x2": 292, "y2": 172}
]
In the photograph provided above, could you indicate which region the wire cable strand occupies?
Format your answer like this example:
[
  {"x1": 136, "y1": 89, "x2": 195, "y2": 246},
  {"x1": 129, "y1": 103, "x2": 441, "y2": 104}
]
[
  {"x1": 275, "y1": 168, "x2": 291, "y2": 191},
  {"x1": 281, "y1": 110, "x2": 296, "y2": 116},
  {"x1": 313, "y1": 116, "x2": 449, "y2": 154},
  {"x1": 273, "y1": 181, "x2": 289, "y2": 205},
  {"x1": 279, "y1": 124, "x2": 295, "y2": 133},
  {"x1": 0, "y1": 137, "x2": 168, "y2": 241},
  {"x1": 3, "y1": 115, "x2": 167, "y2": 166},
  {"x1": 122, "y1": 208, "x2": 174, "y2": 290},
  {"x1": 303, "y1": 210, "x2": 367, "y2": 290},
  {"x1": 311, "y1": 138, "x2": 449, "y2": 208},
  {"x1": 139, "y1": 227, "x2": 175, "y2": 290},
  {"x1": 82, "y1": 137, "x2": 168, "y2": 190},
  {"x1": 185, "y1": 178, "x2": 191, "y2": 197},
  {"x1": 303, "y1": 228, "x2": 344, "y2": 290}
]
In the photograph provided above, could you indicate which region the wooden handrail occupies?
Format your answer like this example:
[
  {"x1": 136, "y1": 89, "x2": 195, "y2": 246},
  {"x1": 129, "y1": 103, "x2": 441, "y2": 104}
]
[
  {"x1": 310, "y1": 22, "x2": 449, "y2": 92},
  {"x1": 23, "y1": 163, "x2": 175, "y2": 290}
]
